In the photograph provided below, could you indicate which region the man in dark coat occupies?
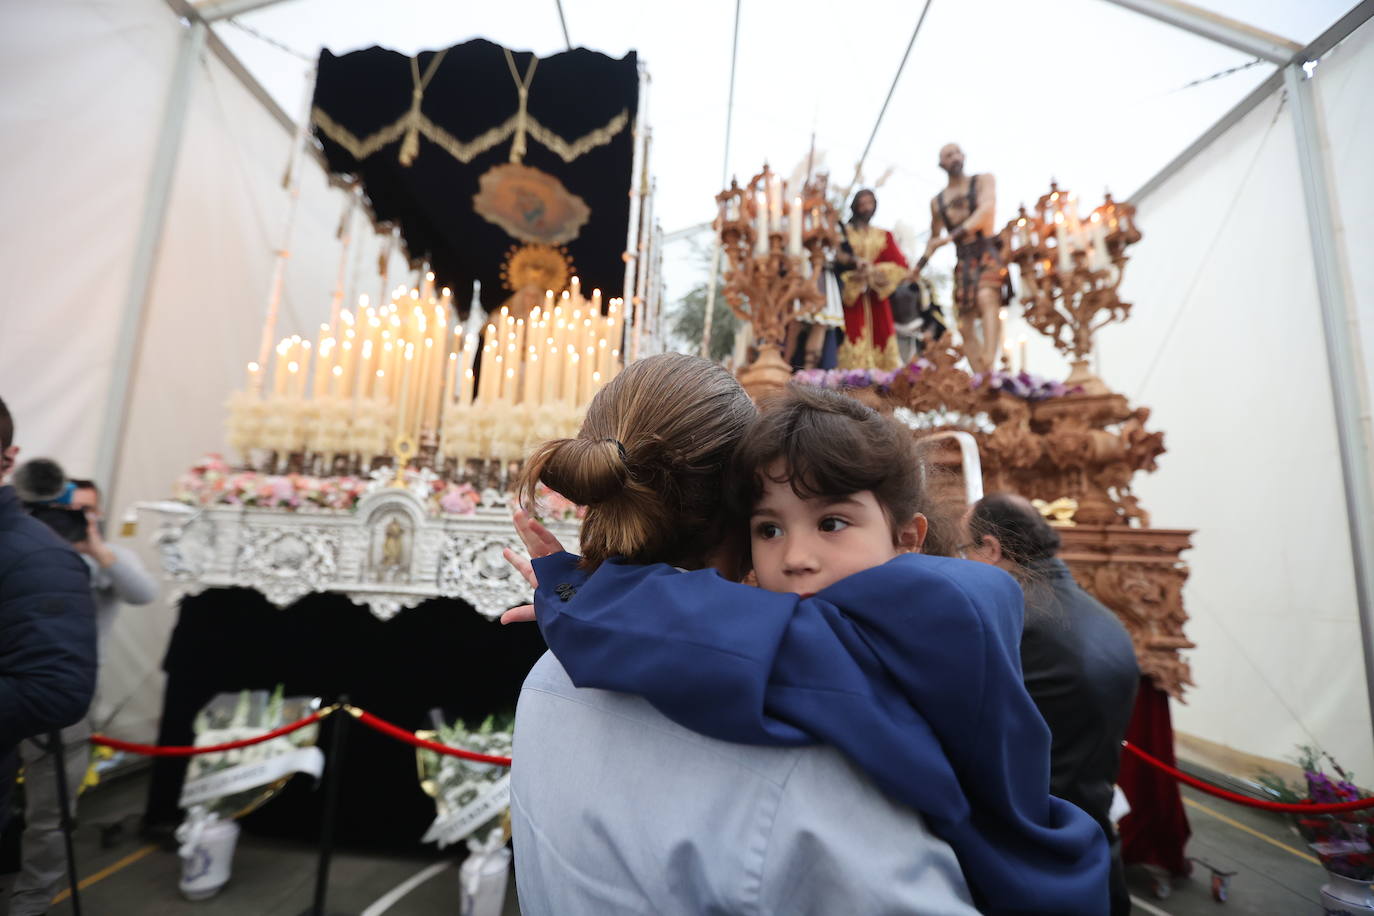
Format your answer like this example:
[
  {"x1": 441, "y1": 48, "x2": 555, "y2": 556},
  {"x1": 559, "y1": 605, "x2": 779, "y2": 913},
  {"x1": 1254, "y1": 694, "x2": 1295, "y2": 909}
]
[
  {"x1": 963, "y1": 492, "x2": 1140, "y2": 916},
  {"x1": 0, "y1": 396, "x2": 97, "y2": 833}
]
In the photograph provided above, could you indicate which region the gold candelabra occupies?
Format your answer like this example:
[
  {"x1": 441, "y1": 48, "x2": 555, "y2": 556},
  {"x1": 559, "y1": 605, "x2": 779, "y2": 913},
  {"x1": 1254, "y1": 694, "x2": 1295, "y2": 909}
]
[
  {"x1": 1003, "y1": 183, "x2": 1142, "y2": 392},
  {"x1": 714, "y1": 164, "x2": 840, "y2": 396}
]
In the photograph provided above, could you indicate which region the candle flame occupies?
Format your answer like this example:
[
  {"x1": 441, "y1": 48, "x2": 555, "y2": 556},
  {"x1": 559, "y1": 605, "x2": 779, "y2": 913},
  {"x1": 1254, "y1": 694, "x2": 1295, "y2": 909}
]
[
  {"x1": 248, "y1": 362, "x2": 260, "y2": 371},
  {"x1": 287, "y1": 361, "x2": 299, "y2": 373},
  {"x1": 358, "y1": 294, "x2": 370, "y2": 307},
  {"x1": 302, "y1": 340, "x2": 312, "y2": 349},
  {"x1": 332, "y1": 365, "x2": 342, "y2": 376}
]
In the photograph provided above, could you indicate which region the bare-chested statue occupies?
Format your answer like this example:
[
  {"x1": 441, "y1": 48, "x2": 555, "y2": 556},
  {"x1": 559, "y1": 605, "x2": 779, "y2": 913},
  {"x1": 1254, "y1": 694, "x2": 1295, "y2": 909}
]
[{"x1": 916, "y1": 144, "x2": 1009, "y2": 374}]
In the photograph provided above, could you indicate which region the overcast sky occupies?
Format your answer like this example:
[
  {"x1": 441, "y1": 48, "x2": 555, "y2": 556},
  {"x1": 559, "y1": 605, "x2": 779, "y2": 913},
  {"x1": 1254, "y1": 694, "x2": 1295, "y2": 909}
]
[{"x1": 217, "y1": 0, "x2": 1348, "y2": 318}]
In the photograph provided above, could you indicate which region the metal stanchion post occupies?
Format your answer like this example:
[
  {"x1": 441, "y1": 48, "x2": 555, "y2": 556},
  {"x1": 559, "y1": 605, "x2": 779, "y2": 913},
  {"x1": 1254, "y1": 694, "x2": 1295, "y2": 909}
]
[
  {"x1": 301, "y1": 697, "x2": 351, "y2": 916},
  {"x1": 49, "y1": 731, "x2": 82, "y2": 916}
]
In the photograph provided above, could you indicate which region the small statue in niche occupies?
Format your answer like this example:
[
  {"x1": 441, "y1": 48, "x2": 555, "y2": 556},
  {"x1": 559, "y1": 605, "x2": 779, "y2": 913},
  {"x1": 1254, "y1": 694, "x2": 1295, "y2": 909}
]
[{"x1": 381, "y1": 518, "x2": 406, "y2": 570}]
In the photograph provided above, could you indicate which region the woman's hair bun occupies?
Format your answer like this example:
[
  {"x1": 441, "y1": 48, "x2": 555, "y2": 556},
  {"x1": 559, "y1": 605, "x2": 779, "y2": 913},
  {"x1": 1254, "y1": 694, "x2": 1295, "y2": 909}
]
[{"x1": 536, "y1": 437, "x2": 629, "y2": 506}]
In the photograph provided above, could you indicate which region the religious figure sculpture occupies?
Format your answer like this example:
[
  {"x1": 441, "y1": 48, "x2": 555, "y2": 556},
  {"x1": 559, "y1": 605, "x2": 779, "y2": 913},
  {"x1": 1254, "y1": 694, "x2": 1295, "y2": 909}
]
[
  {"x1": 917, "y1": 144, "x2": 1010, "y2": 374},
  {"x1": 382, "y1": 518, "x2": 406, "y2": 569},
  {"x1": 834, "y1": 189, "x2": 909, "y2": 370}
]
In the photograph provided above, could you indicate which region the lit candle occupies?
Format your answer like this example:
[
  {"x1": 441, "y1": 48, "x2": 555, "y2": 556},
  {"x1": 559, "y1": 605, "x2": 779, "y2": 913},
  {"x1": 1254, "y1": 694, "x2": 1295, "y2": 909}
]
[
  {"x1": 754, "y1": 193, "x2": 770, "y2": 255},
  {"x1": 478, "y1": 325, "x2": 497, "y2": 404},
  {"x1": 525, "y1": 348, "x2": 541, "y2": 406},
  {"x1": 1055, "y1": 215, "x2": 1072, "y2": 274},
  {"x1": 1019, "y1": 337, "x2": 1028, "y2": 373},
  {"x1": 273, "y1": 339, "x2": 290, "y2": 396},
  {"x1": 417, "y1": 336, "x2": 435, "y2": 432},
  {"x1": 768, "y1": 173, "x2": 782, "y2": 229},
  {"x1": 459, "y1": 366, "x2": 474, "y2": 406},
  {"x1": 542, "y1": 335, "x2": 558, "y2": 405},
  {"x1": 563, "y1": 348, "x2": 579, "y2": 404},
  {"x1": 396, "y1": 342, "x2": 415, "y2": 437},
  {"x1": 597, "y1": 337, "x2": 610, "y2": 385},
  {"x1": 296, "y1": 342, "x2": 311, "y2": 397},
  {"x1": 335, "y1": 339, "x2": 354, "y2": 397},
  {"x1": 287, "y1": 360, "x2": 300, "y2": 398},
  {"x1": 788, "y1": 196, "x2": 803, "y2": 257},
  {"x1": 245, "y1": 361, "x2": 261, "y2": 392},
  {"x1": 356, "y1": 339, "x2": 373, "y2": 398}
]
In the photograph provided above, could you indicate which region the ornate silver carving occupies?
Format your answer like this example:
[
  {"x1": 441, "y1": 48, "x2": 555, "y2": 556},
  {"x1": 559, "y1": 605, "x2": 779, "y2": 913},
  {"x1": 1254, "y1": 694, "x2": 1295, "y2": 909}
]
[
  {"x1": 234, "y1": 526, "x2": 341, "y2": 608},
  {"x1": 438, "y1": 534, "x2": 530, "y2": 619},
  {"x1": 136, "y1": 492, "x2": 580, "y2": 623}
]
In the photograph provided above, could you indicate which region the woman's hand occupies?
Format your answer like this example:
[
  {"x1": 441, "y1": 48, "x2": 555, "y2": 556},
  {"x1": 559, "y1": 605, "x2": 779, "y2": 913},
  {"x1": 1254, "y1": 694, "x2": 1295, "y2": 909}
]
[{"x1": 500, "y1": 508, "x2": 567, "y2": 625}]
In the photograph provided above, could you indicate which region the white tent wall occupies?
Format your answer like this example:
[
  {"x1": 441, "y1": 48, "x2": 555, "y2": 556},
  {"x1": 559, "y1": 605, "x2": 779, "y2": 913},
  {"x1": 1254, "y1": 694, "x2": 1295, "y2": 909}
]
[
  {"x1": 1, "y1": 0, "x2": 411, "y2": 738},
  {"x1": 0, "y1": 0, "x2": 176, "y2": 475},
  {"x1": 1097, "y1": 15, "x2": 1374, "y2": 779}
]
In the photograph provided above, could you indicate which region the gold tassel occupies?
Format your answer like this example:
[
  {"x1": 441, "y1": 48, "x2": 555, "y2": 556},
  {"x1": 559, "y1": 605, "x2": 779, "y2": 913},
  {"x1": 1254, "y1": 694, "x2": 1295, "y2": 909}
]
[{"x1": 399, "y1": 118, "x2": 421, "y2": 166}]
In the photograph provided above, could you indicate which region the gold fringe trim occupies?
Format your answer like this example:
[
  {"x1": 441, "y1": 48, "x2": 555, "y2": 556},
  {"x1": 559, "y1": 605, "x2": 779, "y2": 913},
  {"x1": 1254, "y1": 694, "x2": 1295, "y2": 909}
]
[
  {"x1": 312, "y1": 106, "x2": 629, "y2": 167},
  {"x1": 837, "y1": 334, "x2": 901, "y2": 371}
]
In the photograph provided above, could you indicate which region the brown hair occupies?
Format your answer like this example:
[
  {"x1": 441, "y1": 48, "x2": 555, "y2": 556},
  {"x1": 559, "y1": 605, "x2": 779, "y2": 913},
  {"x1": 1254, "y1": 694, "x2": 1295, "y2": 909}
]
[
  {"x1": 729, "y1": 384, "x2": 925, "y2": 542},
  {"x1": 518, "y1": 353, "x2": 756, "y2": 569},
  {"x1": 968, "y1": 492, "x2": 1061, "y2": 567}
]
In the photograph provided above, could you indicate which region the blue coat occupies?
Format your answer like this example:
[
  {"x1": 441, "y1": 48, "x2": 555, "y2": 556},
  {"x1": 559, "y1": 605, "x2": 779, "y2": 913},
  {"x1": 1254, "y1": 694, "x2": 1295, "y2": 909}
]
[
  {"x1": 531, "y1": 550, "x2": 1110, "y2": 915},
  {"x1": 0, "y1": 485, "x2": 97, "y2": 752}
]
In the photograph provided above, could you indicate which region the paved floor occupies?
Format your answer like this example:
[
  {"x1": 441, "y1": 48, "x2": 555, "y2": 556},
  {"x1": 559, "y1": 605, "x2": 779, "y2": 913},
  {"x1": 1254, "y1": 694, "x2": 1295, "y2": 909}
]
[{"x1": 0, "y1": 766, "x2": 1341, "y2": 914}]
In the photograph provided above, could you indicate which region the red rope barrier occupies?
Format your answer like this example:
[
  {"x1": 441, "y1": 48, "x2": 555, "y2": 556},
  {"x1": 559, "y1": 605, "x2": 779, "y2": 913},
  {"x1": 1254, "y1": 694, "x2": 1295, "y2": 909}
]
[
  {"x1": 1123, "y1": 741, "x2": 1374, "y2": 814},
  {"x1": 90, "y1": 709, "x2": 329, "y2": 758},
  {"x1": 349, "y1": 709, "x2": 512, "y2": 766},
  {"x1": 89, "y1": 705, "x2": 508, "y2": 766}
]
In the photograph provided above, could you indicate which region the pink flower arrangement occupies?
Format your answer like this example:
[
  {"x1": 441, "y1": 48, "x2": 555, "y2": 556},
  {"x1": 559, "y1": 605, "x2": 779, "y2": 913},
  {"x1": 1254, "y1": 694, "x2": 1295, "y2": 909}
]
[{"x1": 437, "y1": 482, "x2": 481, "y2": 516}]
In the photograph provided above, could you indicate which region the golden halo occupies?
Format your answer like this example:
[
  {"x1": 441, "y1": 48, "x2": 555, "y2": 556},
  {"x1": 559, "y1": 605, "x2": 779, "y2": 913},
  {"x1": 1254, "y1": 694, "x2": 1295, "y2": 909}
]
[{"x1": 501, "y1": 243, "x2": 574, "y2": 294}]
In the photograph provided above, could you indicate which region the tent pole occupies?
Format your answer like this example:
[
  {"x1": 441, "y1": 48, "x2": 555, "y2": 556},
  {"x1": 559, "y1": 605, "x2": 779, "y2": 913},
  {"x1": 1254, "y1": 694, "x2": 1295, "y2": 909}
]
[
  {"x1": 1284, "y1": 61, "x2": 1374, "y2": 746},
  {"x1": 1096, "y1": 0, "x2": 1299, "y2": 64},
  {"x1": 93, "y1": 17, "x2": 206, "y2": 507},
  {"x1": 701, "y1": 0, "x2": 743, "y2": 359}
]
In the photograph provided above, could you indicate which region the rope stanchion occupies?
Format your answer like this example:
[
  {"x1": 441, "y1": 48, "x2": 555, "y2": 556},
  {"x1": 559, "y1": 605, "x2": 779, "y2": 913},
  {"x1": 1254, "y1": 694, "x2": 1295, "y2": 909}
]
[
  {"x1": 1123, "y1": 741, "x2": 1374, "y2": 814},
  {"x1": 85, "y1": 705, "x2": 508, "y2": 766},
  {"x1": 347, "y1": 707, "x2": 512, "y2": 766},
  {"x1": 90, "y1": 707, "x2": 334, "y2": 757}
]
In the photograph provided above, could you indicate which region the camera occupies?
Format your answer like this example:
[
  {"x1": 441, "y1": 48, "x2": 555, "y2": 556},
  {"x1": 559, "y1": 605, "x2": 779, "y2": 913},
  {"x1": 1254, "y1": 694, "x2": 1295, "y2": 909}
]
[{"x1": 26, "y1": 504, "x2": 89, "y2": 543}]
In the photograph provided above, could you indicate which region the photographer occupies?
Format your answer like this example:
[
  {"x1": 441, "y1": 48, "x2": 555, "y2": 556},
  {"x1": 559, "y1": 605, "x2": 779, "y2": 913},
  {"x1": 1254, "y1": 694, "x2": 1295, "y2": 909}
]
[
  {"x1": 0, "y1": 398, "x2": 97, "y2": 838},
  {"x1": 8, "y1": 460, "x2": 156, "y2": 915}
]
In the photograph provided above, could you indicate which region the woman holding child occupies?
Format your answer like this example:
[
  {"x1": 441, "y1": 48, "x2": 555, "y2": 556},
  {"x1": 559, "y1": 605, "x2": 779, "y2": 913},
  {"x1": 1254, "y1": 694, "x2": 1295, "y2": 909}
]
[{"x1": 506, "y1": 353, "x2": 1109, "y2": 915}]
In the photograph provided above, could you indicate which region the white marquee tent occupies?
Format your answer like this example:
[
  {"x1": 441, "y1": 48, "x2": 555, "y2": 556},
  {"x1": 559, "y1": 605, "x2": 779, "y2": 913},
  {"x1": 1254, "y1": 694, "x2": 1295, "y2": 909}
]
[{"x1": 1, "y1": 0, "x2": 1371, "y2": 781}]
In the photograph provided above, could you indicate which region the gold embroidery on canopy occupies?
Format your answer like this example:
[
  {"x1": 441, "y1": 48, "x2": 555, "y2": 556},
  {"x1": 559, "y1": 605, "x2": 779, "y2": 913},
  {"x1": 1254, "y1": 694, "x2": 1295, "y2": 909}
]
[{"x1": 311, "y1": 107, "x2": 630, "y2": 167}]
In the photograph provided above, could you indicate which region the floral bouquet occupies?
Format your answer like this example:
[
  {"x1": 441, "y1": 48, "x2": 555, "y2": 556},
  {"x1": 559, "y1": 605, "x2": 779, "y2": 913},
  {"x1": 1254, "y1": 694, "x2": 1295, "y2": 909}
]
[
  {"x1": 793, "y1": 361, "x2": 928, "y2": 395},
  {"x1": 180, "y1": 685, "x2": 324, "y2": 819},
  {"x1": 417, "y1": 714, "x2": 515, "y2": 849},
  {"x1": 971, "y1": 369, "x2": 1079, "y2": 401},
  {"x1": 1259, "y1": 745, "x2": 1374, "y2": 879}
]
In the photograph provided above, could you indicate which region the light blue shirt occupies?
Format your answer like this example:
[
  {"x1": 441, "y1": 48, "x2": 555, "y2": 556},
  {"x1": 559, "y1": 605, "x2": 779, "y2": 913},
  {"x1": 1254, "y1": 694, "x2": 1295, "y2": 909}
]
[{"x1": 511, "y1": 652, "x2": 977, "y2": 915}]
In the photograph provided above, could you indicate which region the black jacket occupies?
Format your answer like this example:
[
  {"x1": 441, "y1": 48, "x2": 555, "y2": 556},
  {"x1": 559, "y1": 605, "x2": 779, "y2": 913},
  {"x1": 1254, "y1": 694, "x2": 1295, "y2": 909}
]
[
  {"x1": 0, "y1": 485, "x2": 97, "y2": 751},
  {"x1": 1020, "y1": 557, "x2": 1139, "y2": 837}
]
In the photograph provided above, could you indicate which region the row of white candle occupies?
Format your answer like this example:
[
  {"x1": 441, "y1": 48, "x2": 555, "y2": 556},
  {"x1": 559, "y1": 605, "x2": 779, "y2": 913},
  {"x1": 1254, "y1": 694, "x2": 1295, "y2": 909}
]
[
  {"x1": 237, "y1": 275, "x2": 625, "y2": 458},
  {"x1": 466, "y1": 281, "x2": 625, "y2": 408}
]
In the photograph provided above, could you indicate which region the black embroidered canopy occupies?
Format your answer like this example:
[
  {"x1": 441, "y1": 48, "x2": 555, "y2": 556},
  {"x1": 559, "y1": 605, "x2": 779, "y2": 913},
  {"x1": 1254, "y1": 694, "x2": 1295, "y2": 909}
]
[{"x1": 312, "y1": 38, "x2": 639, "y2": 316}]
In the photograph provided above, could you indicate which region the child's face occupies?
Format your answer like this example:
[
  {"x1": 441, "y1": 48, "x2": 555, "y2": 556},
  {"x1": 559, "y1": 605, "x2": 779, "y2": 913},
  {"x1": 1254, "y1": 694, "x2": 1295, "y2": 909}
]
[{"x1": 749, "y1": 462, "x2": 906, "y2": 596}]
